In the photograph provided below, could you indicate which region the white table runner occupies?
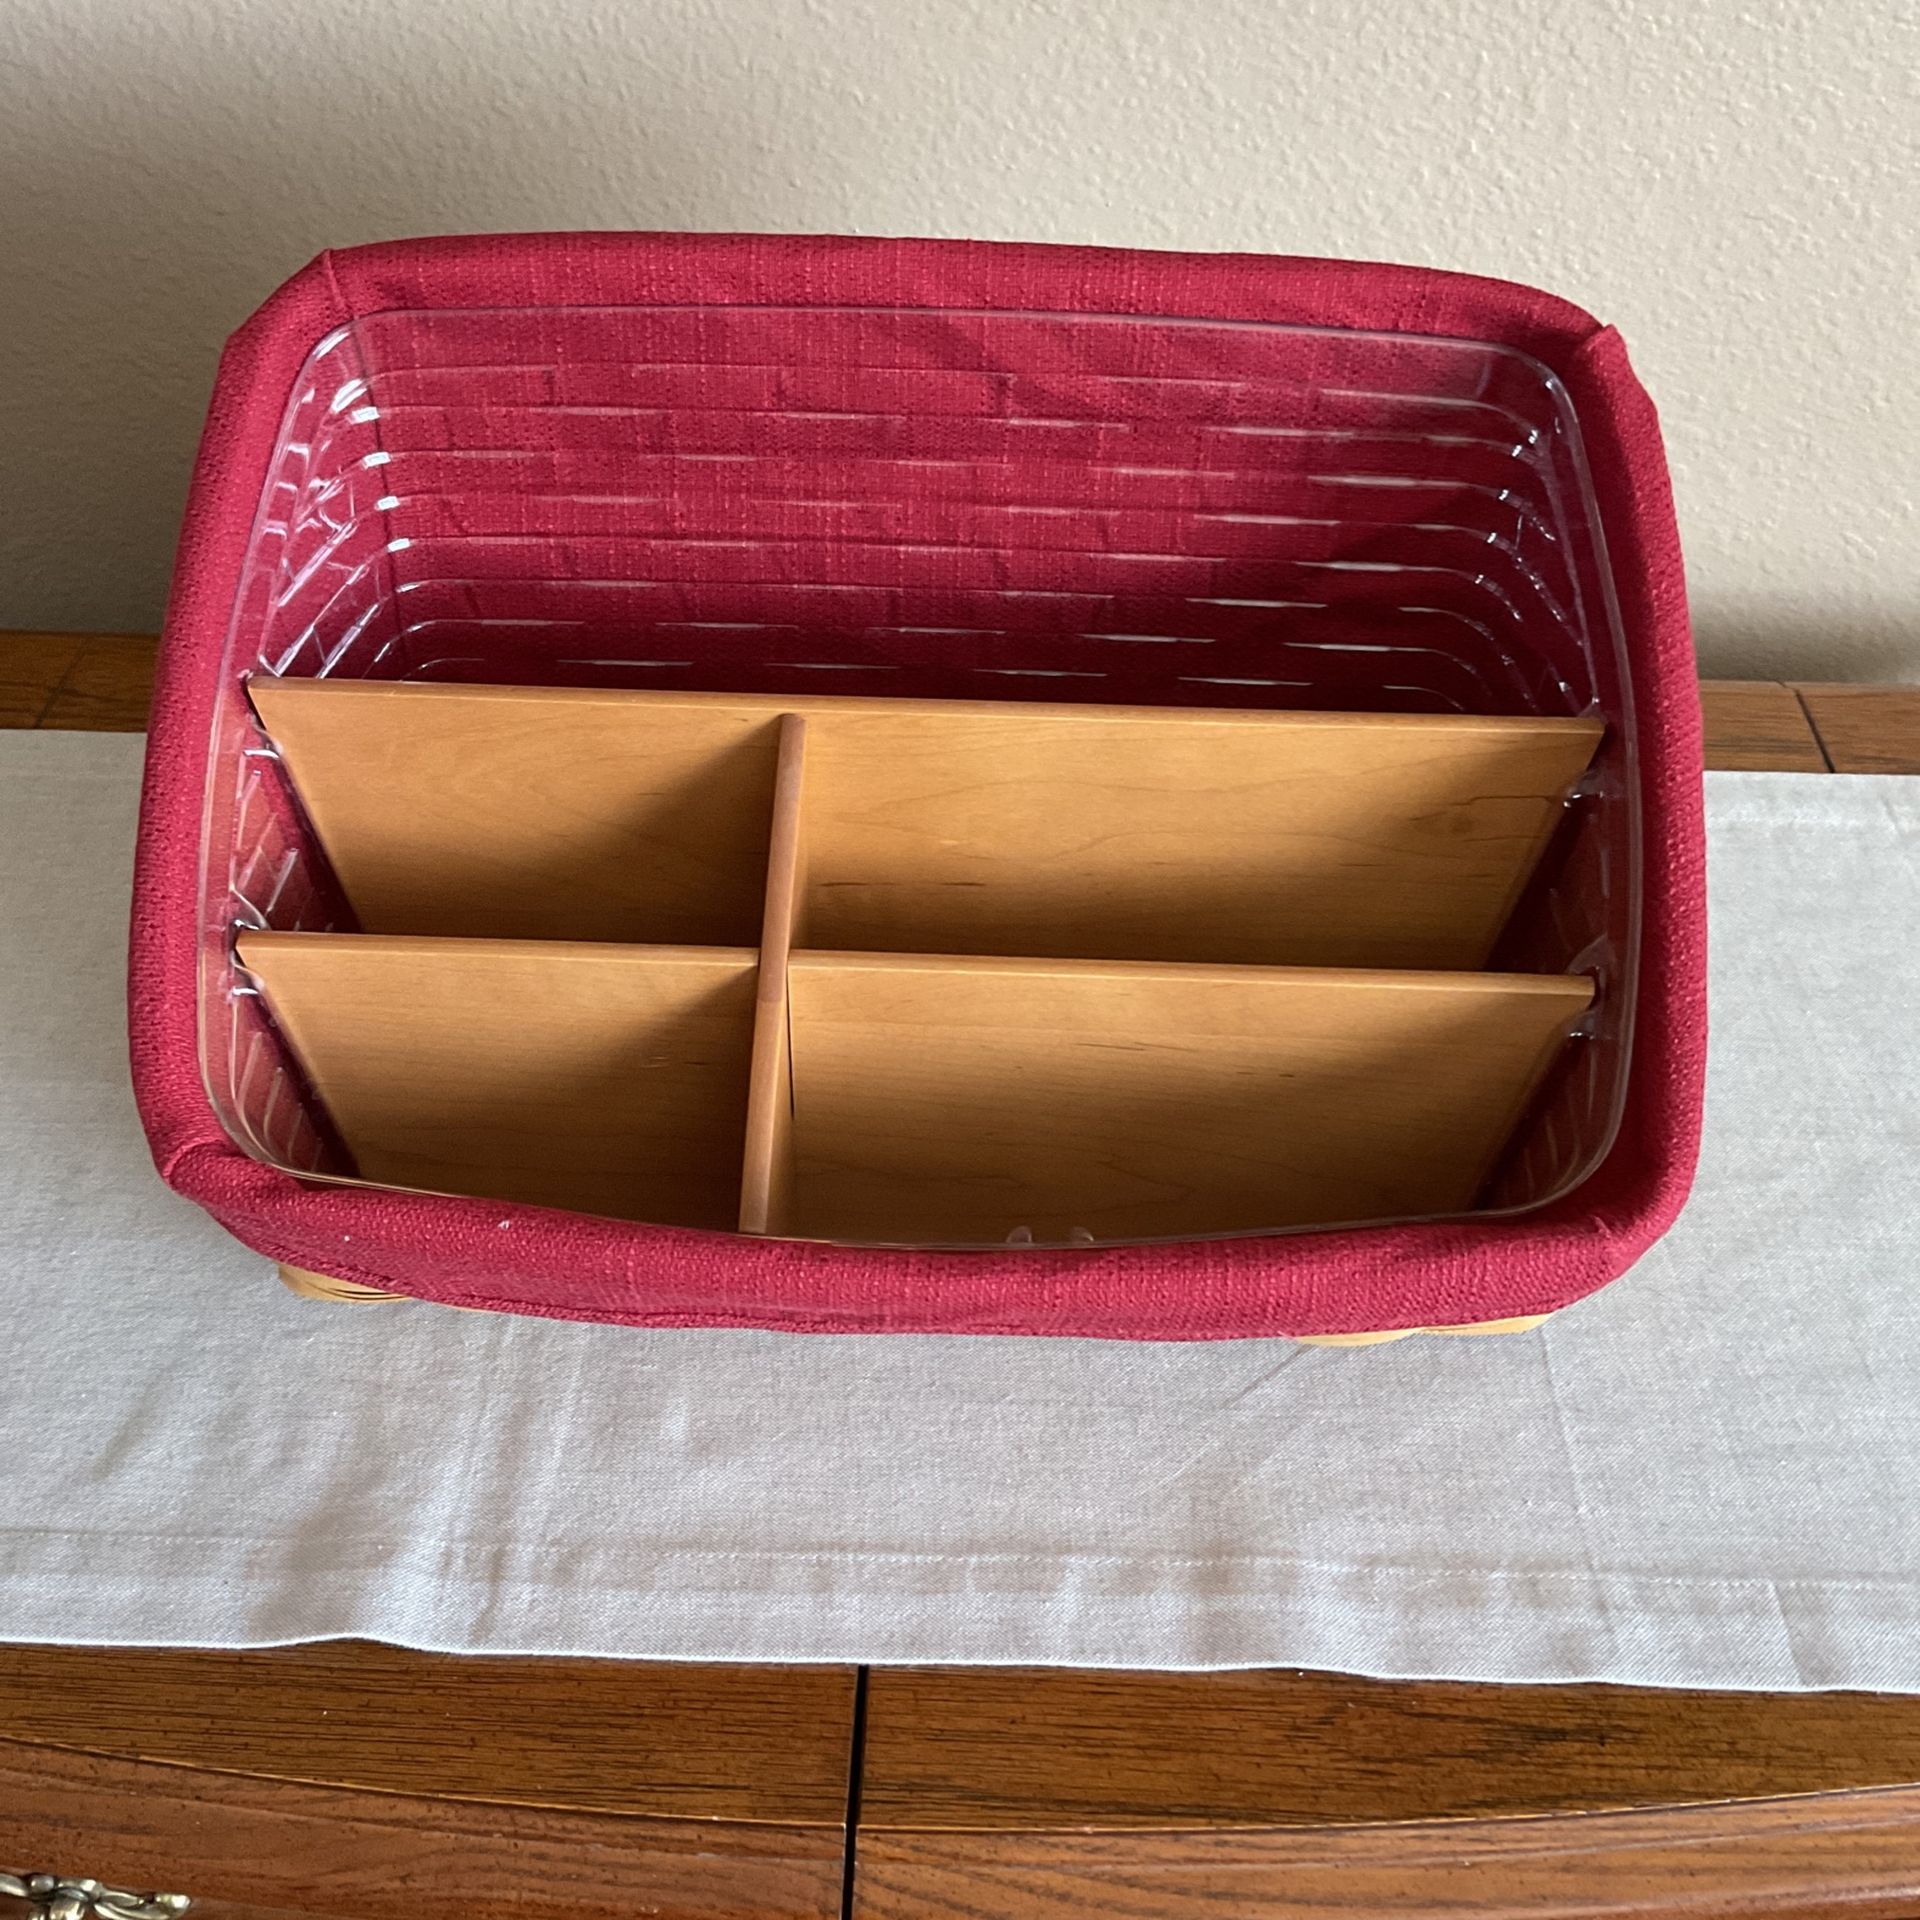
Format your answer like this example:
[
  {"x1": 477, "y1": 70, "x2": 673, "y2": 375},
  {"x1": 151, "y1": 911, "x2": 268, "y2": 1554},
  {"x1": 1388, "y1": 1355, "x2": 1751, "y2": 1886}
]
[{"x1": 3, "y1": 729, "x2": 1917, "y2": 1687}]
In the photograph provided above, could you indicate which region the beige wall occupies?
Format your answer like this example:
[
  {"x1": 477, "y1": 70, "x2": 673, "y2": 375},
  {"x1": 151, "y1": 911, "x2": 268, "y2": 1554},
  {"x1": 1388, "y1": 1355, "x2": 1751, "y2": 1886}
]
[{"x1": 3, "y1": 0, "x2": 1914, "y2": 678}]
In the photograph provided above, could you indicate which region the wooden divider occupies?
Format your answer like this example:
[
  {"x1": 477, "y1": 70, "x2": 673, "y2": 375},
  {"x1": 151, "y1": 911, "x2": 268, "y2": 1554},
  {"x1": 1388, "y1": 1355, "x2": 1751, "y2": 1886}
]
[
  {"x1": 783, "y1": 953, "x2": 1593, "y2": 1245},
  {"x1": 738, "y1": 715, "x2": 808, "y2": 1236},
  {"x1": 248, "y1": 678, "x2": 786, "y2": 946},
  {"x1": 799, "y1": 697, "x2": 1602, "y2": 969},
  {"x1": 251, "y1": 679, "x2": 1602, "y2": 972},
  {"x1": 236, "y1": 932, "x2": 757, "y2": 1229},
  {"x1": 239, "y1": 678, "x2": 1603, "y2": 1248}
]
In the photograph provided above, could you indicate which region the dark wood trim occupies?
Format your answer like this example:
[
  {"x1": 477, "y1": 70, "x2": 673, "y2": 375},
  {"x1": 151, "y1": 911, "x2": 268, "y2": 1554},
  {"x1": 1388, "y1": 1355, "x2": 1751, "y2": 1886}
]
[
  {"x1": 854, "y1": 1783, "x2": 1920, "y2": 1919},
  {"x1": 1796, "y1": 683, "x2": 1920, "y2": 774},
  {"x1": 1699, "y1": 679, "x2": 1828, "y2": 770},
  {"x1": 857, "y1": 1666, "x2": 1920, "y2": 1831},
  {"x1": 0, "y1": 1641, "x2": 856, "y2": 1826},
  {"x1": 0, "y1": 1735, "x2": 846, "y2": 1920}
]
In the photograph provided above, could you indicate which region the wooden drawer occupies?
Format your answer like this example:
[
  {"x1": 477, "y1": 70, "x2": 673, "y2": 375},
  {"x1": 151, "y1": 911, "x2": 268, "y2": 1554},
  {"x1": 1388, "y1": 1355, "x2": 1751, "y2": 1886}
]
[
  {"x1": 851, "y1": 1668, "x2": 1920, "y2": 1920},
  {"x1": 3, "y1": 1741, "x2": 843, "y2": 1920},
  {"x1": 0, "y1": 1646, "x2": 852, "y2": 1920}
]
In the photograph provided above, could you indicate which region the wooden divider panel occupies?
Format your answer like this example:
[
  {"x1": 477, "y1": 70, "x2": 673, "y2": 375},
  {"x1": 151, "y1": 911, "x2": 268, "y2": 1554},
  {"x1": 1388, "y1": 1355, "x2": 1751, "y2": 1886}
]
[
  {"x1": 785, "y1": 953, "x2": 1594, "y2": 1245},
  {"x1": 238, "y1": 932, "x2": 757, "y2": 1228},
  {"x1": 799, "y1": 698, "x2": 1602, "y2": 969},
  {"x1": 249, "y1": 679, "x2": 786, "y2": 945},
  {"x1": 251, "y1": 679, "x2": 1599, "y2": 969},
  {"x1": 739, "y1": 715, "x2": 809, "y2": 1235},
  {"x1": 242, "y1": 681, "x2": 1602, "y2": 1245}
]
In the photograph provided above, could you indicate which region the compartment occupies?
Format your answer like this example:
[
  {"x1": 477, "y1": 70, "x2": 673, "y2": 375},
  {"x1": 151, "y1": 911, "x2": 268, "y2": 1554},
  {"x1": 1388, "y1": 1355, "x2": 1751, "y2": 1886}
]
[
  {"x1": 773, "y1": 953, "x2": 1595, "y2": 1246},
  {"x1": 796, "y1": 696, "x2": 1600, "y2": 969},
  {"x1": 250, "y1": 679, "x2": 786, "y2": 946},
  {"x1": 236, "y1": 680, "x2": 1602, "y2": 1248},
  {"x1": 249, "y1": 679, "x2": 1600, "y2": 972},
  {"x1": 236, "y1": 932, "x2": 756, "y2": 1229}
]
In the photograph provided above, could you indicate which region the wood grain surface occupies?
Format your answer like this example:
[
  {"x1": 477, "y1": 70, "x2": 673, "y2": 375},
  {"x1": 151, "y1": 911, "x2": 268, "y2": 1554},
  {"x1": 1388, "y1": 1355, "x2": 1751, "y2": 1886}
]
[
  {"x1": 250, "y1": 677, "x2": 787, "y2": 946},
  {"x1": 1, "y1": 1736, "x2": 847, "y2": 1920},
  {"x1": 0, "y1": 1640, "x2": 855, "y2": 1823},
  {"x1": 0, "y1": 629, "x2": 88, "y2": 726},
  {"x1": 1798, "y1": 682, "x2": 1920, "y2": 774},
  {"x1": 796, "y1": 694, "x2": 1600, "y2": 971},
  {"x1": 35, "y1": 632, "x2": 160, "y2": 731},
  {"x1": 1699, "y1": 678, "x2": 1829, "y2": 771},
  {"x1": 739, "y1": 712, "x2": 809, "y2": 1234},
  {"x1": 857, "y1": 1666, "x2": 1920, "y2": 1829},
  {"x1": 238, "y1": 932, "x2": 758, "y2": 1226},
  {"x1": 244, "y1": 674, "x2": 1602, "y2": 1245},
  {"x1": 853, "y1": 1785, "x2": 1920, "y2": 1919},
  {"x1": 251, "y1": 676, "x2": 1602, "y2": 971},
  {"x1": 2, "y1": 629, "x2": 158, "y2": 730},
  {"x1": 785, "y1": 950, "x2": 1590, "y2": 1242}
]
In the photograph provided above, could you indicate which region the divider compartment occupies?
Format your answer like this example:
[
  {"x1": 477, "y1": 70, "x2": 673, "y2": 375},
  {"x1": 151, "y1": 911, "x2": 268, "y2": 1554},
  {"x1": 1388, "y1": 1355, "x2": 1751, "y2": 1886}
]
[
  {"x1": 738, "y1": 715, "x2": 808, "y2": 1235},
  {"x1": 777, "y1": 953, "x2": 1595, "y2": 1245},
  {"x1": 237, "y1": 932, "x2": 756, "y2": 1229},
  {"x1": 799, "y1": 699, "x2": 1602, "y2": 970},
  {"x1": 242, "y1": 679, "x2": 1605, "y2": 1246},
  {"x1": 252, "y1": 679, "x2": 1601, "y2": 970},
  {"x1": 250, "y1": 679, "x2": 787, "y2": 946}
]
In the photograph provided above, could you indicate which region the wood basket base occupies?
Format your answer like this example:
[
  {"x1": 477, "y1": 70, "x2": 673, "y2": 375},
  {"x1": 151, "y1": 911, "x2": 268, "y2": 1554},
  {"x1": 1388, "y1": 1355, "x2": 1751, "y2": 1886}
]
[
  {"x1": 1294, "y1": 1314, "x2": 1550, "y2": 1346},
  {"x1": 277, "y1": 1264, "x2": 409, "y2": 1304}
]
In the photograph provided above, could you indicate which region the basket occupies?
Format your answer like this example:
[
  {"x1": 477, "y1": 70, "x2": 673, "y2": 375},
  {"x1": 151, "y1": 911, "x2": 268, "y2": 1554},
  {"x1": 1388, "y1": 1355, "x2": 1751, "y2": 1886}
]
[{"x1": 129, "y1": 233, "x2": 1705, "y2": 1340}]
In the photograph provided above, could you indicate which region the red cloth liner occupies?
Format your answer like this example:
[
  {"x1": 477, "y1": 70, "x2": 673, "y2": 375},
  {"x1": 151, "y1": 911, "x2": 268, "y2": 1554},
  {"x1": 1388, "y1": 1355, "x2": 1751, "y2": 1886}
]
[{"x1": 130, "y1": 233, "x2": 1704, "y2": 1339}]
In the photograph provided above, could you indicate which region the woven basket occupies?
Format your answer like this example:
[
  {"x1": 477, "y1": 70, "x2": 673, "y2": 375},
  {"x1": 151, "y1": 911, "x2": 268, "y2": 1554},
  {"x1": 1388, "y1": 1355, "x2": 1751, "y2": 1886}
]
[{"x1": 130, "y1": 233, "x2": 1704, "y2": 1340}]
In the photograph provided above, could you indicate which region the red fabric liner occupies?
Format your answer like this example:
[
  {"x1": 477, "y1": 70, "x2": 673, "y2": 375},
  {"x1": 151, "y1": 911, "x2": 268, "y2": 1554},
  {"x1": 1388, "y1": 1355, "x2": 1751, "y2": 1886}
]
[{"x1": 130, "y1": 233, "x2": 1703, "y2": 1338}]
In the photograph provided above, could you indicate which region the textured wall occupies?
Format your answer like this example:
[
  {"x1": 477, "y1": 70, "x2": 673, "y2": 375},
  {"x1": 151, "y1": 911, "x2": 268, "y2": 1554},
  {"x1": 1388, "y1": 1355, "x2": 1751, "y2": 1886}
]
[{"x1": 2, "y1": 0, "x2": 1914, "y2": 677}]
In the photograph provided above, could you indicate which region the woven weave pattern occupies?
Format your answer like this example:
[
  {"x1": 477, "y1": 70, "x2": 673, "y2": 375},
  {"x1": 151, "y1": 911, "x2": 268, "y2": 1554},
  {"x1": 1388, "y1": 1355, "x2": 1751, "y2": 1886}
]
[{"x1": 131, "y1": 235, "x2": 1702, "y2": 1337}]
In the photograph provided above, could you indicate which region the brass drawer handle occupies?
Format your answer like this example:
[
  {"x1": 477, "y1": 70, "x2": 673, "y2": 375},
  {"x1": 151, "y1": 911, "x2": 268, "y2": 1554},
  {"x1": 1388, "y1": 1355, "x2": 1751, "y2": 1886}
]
[{"x1": 0, "y1": 1874, "x2": 189, "y2": 1919}]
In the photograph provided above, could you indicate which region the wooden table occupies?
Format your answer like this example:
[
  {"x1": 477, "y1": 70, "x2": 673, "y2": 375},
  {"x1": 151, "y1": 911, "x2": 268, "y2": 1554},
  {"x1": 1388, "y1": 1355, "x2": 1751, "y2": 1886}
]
[{"x1": 4, "y1": 635, "x2": 1919, "y2": 1920}]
